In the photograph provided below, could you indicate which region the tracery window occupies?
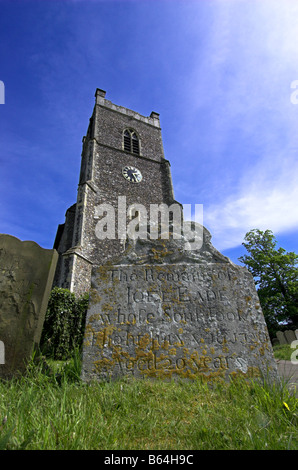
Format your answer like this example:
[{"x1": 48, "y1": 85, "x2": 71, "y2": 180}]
[{"x1": 123, "y1": 129, "x2": 140, "y2": 155}]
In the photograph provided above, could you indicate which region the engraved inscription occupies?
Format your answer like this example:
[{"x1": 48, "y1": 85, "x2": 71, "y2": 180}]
[
  {"x1": 0, "y1": 235, "x2": 58, "y2": 379},
  {"x1": 82, "y1": 263, "x2": 278, "y2": 382}
]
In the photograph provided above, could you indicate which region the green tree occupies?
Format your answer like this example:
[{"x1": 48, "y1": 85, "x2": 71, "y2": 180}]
[{"x1": 239, "y1": 229, "x2": 298, "y2": 335}]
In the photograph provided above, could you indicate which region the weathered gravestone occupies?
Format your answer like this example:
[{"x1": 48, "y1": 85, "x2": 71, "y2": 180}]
[
  {"x1": 81, "y1": 227, "x2": 279, "y2": 383},
  {"x1": 0, "y1": 235, "x2": 58, "y2": 379},
  {"x1": 276, "y1": 331, "x2": 288, "y2": 345},
  {"x1": 284, "y1": 330, "x2": 297, "y2": 345},
  {"x1": 276, "y1": 330, "x2": 298, "y2": 345}
]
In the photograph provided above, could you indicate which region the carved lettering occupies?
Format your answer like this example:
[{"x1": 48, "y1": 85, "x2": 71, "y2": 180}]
[{"x1": 82, "y1": 263, "x2": 277, "y2": 382}]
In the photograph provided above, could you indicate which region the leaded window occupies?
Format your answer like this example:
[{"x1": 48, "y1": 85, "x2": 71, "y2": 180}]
[{"x1": 123, "y1": 129, "x2": 140, "y2": 155}]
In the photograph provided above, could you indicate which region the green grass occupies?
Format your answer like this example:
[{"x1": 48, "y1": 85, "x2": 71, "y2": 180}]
[
  {"x1": 0, "y1": 352, "x2": 297, "y2": 450},
  {"x1": 273, "y1": 344, "x2": 295, "y2": 361}
]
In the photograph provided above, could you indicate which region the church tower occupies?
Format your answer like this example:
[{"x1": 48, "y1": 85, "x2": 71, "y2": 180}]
[{"x1": 53, "y1": 89, "x2": 178, "y2": 295}]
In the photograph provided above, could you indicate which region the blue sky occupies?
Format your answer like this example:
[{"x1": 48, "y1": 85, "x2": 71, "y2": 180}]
[{"x1": 0, "y1": 0, "x2": 298, "y2": 265}]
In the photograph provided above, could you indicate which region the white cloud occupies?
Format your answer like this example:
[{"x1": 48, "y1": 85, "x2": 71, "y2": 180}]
[
  {"x1": 173, "y1": 0, "x2": 298, "y2": 251},
  {"x1": 204, "y1": 154, "x2": 298, "y2": 250}
]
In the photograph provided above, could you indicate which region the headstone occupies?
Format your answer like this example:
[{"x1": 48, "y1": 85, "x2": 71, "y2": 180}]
[
  {"x1": 81, "y1": 227, "x2": 279, "y2": 383},
  {"x1": 284, "y1": 330, "x2": 296, "y2": 345},
  {"x1": 271, "y1": 338, "x2": 279, "y2": 346},
  {"x1": 295, "y1": 329, "x2": 298, "y2": 340},
  {"x1": 276, "y1": 331, "x2": 287, "y2": 345},
  {"x1": 0, "y1": 235, "x2": 58, "y2": 379}
]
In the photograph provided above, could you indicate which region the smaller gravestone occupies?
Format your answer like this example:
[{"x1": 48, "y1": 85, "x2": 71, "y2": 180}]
[
  {"x1": 0, "y1": 235, "x2": 58, "y2": 379},
  {"x1": 81, "y1": 227, "x2": 279, "y2": 383},
  {"x1": 284, "y1": 330, "x2": 296, "y2": 345},
  {"x1": 295, "y1": 329, "x2": 298, "y2": 340},
  {"x1": 276, "y1": 331, "x2": 287, "y2": 345}
]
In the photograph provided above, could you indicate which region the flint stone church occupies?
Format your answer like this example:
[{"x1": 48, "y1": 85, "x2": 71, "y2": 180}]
[
  {"x1": 52, "y1": 89, "x2": 279, "y2": 383},
  {"x1": 53, "y1": 89, "x2": 180, "y2": 295}
]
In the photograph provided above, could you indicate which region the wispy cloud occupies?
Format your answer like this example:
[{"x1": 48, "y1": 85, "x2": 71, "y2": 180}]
[
  {"x1": 204, "y1": 151, "x2": 298, "y2": 250},
  {"x1": 174, "y1": 0, "x2": 298, "y2": 250},
  {"x1": 1, "y1": 0, "x2": 297, "y2": 258}
]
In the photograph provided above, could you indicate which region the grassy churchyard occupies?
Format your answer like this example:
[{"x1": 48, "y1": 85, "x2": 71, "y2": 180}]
[{"x1": 0, "y1": 345, "x2": 297, "y2": 451}]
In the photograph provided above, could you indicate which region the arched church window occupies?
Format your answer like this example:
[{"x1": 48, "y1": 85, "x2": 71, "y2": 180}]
[{"x1": 123, "y1": 129, "x2": 140, "y2": 155}]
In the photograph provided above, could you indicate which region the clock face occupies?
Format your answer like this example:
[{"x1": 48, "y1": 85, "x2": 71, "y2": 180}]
[{"x1": 122, "y1": 166, "x2": 142, "y2": 183}]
